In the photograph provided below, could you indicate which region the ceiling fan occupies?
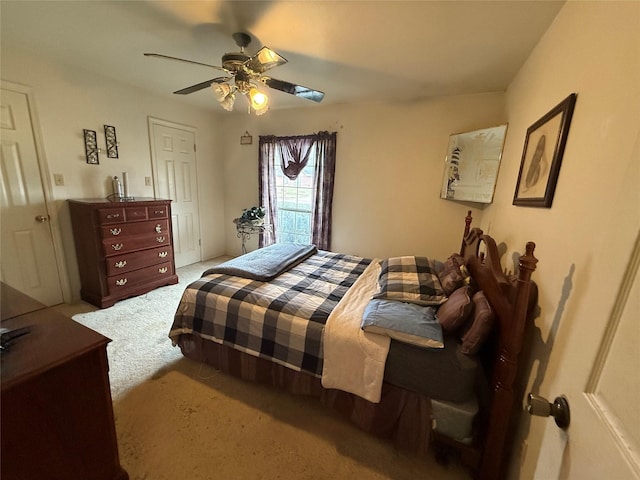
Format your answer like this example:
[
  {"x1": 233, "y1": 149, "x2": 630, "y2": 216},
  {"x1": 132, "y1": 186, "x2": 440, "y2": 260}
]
[{"x1": 144, "y1": 32, "x2": 325, "y2": 115}]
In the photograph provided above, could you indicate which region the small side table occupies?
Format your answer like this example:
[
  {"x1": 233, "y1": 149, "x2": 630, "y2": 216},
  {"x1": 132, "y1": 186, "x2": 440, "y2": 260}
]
[{"x1": 235, "y1": 222, "x2": 272, "y2": 254}]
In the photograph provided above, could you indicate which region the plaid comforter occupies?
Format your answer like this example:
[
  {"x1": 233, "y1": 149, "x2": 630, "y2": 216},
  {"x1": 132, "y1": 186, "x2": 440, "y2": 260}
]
[{"x1": 169, "y1": 251, "x2": 371, "y2": 377}]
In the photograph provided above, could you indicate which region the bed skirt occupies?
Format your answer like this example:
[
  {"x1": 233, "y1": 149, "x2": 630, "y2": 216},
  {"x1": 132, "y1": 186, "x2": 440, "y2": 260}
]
[{"x1": 176, "y1": 334, "x2": 432, "y2": 456}]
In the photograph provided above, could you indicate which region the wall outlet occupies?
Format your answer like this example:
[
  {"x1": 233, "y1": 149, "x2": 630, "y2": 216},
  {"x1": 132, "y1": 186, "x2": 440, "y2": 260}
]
[
  {"x1": 145, "y1": 176, "x2": 152, "y2": 186},
  {"x1": 53, "y1": 173, "x2": 64, "y2": 186}
]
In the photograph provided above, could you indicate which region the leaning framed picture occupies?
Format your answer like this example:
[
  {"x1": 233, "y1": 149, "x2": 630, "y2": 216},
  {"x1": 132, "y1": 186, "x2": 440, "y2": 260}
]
[{"x1": 513, "y1": 93, "x2": 577, "y2": 207}]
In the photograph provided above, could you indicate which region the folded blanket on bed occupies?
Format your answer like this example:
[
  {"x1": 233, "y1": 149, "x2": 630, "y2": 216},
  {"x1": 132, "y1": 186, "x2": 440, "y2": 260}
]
[
  {"x1": 322, "y1": 260, "x2": 391, "y2": 403},
  {"x1": 202, "y1": 243, "x2": 317, "y2": 281}
]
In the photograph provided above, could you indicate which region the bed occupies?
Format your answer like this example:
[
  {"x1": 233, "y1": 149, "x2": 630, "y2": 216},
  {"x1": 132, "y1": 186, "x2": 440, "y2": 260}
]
[{"x1": 169, "y1": 212, "x2": 538, "y2": 480}]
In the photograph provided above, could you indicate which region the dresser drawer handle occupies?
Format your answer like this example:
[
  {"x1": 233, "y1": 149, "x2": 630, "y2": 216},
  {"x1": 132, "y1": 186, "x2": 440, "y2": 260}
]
[
  {"x1": 158, "y1": 267, "x2": 168, "y2": 274},
  {"x1": 115, "y1": 278, "x2": 128, "y2": 286},
  {"x1": 112, "y1": 243, "x2": 124, "y2": 251},
  {"x1": 158, "y1": 251, "x2": 168, "y2": 258},
  {"x1": 131, "y1": 211, "x2": 142, "y2": 217},
  {"x1": 155, "y1": 224, "x2": 163, "y2": 233},
  {"x1": 156, "y1": 236, "x2": 165, "y2": 243},
  {"x1": 110, "y1": 228, "x2": 122, "y2": 236},
  {"x1": 115, "y1": 260, "x2": 127, "y2": 268},
  {"x1": 106, "y1": 213, "x2": 121, "y2": 219},
  {"x1": 154, "y1": 209, "x2": 165, "y2": 215}
]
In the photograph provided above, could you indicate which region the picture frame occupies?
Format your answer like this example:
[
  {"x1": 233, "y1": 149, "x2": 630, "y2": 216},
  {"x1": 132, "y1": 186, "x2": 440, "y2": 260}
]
[
  {"x1": 440, "y1": 124, "x2": 508, "y2": 204},
  {"x1": 240, "y1": 131, "x2": 253, "y2": 145},
  {"x1": 83, "y1": 129, "x2": 99, "y2": 164},
  {"x1": 513, "y1": 93, "x2": 577, "y2": 207}
]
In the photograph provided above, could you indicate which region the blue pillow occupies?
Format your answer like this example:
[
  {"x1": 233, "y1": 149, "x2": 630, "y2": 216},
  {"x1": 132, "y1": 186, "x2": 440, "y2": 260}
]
[{"x1": 361, "y1": 299, "x2": 444, "y2": 349}]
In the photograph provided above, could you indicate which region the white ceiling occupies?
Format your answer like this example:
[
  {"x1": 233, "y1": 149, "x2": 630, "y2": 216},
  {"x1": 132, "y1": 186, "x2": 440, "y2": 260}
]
[{"x1": 1, "y1": 0, "x2": 565, "y2": 113}]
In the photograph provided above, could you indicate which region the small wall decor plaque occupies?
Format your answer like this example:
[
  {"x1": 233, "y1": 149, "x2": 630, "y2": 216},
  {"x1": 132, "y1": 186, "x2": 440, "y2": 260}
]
[
  {"x1": 83, "y1": 129, "x2": 99, "y2": 164},
  {"x1": 240, "y1": 131, "x2": 253, "y2": 145},
  {"x1": 104, "y1": 125, "x2": 119, "y2": 158}
]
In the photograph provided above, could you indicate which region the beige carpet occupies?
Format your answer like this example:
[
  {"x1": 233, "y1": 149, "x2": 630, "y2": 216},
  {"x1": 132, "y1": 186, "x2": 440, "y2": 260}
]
[{"x1": 71, "y1": 259, "x2": 471, "y2": 480}]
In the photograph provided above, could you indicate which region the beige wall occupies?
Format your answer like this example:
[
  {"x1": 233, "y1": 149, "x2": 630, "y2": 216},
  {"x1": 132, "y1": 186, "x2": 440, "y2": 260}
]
[
  {"x1": 219, "y1": 2, "x2": 640, "y2": 477},
  {"x1": 1, "y1": 47, "x2": 227, "y2": 301},
  {"x1": 2, "y1": 1, "x2": 638, "y2": 476},
  {"x1": 483, "y1": 2, "x2": 639, "y2": 478},
  {"x1": 220, "y1": 93, "x2": 506, "y2": 257}
]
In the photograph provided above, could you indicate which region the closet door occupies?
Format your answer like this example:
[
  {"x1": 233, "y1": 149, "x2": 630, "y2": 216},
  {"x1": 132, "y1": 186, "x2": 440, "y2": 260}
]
[{"x1": 149, "y1": 118, "x2": 201, "y2": 268}]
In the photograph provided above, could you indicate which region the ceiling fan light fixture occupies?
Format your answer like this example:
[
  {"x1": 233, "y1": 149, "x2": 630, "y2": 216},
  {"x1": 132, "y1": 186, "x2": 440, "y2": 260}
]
[
  {"x1": 254, "y1": 102, "x2": 269, "y2": 116},
  {"x1": 248, "y1": 86, "x2": 269, "y2": 113},
  {"x1": 220, "y1": 91, "x2": 236, "y2": 112},
  {"x1": 212, "y1": 82, "x2": 237, "y2": 111},
  {"x1": 213, "y1": 82, "x2": 232, "y2": 101}
]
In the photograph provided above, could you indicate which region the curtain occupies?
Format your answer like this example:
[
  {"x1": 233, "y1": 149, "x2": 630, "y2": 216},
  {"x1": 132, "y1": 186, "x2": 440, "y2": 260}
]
[
  {"x1": 258, "y1": 137, "x2": 278, "y2": 246},
  {"x1": 311, "y1": 131, "x2": 336, "y2": 249},
  {"x1": 280, "y1": 136, "x2": 316, "y2": 180},
  {"x1": 258, "y1": 132, "x2": 337, "y2": 250}
]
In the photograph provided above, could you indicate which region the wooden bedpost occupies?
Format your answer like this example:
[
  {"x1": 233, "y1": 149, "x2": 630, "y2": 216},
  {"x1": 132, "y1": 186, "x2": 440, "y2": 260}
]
[
  {"x1": 460, "y1": 210, "x2": 473, "y2": 255},
  {"x1": 477, "y1": 241, "x2": 538, "y2": 480}
]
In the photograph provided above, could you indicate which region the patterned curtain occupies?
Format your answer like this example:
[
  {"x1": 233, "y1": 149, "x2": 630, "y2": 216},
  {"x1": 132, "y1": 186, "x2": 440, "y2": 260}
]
[
  {"x1": 311, "y1": 131, "x2": 336, "y2": 250},
  {"x1": 258, "y1": 137, "x2": 278, "y2": 246},
  {"x1": 258, "y1": 131, "x2": 337, "y2": 250}
]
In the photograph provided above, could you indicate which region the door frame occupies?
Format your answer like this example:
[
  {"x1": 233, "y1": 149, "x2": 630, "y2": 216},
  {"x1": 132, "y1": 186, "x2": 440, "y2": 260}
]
[
  {"x1": 147, "y1": 116, "x2": 203, "y2": 264},
  {"x1": 0, "y1": 80, "x2": 72, "y2": 303}
]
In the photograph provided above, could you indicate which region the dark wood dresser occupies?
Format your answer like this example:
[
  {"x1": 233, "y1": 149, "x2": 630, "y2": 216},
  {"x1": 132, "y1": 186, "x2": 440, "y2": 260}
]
[
  {"x1": 1, "y1": 283, "x2": 129, "y2": 480},
  {"x1": 68, "y1": 198, "x2": 179, "y2": 308}
]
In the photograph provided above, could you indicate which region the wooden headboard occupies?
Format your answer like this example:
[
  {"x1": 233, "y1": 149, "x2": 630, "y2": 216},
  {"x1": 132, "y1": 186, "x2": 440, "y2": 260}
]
[{"x1": 458, "y1": 211, "x2": 538, "y2": 480}]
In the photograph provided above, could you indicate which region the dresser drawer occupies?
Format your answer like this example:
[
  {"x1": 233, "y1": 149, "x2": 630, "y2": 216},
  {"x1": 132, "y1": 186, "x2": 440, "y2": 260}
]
[
  {"x1": 148, "y1": 204, "x2": 169, "y2": 219},
  {"x1": 125, "y1": 206, "x2": 148, "y2": 222},
  {"x1": 102, "y1": 232, "x2": 171, "y2": 257},
  {"x1": 100, "y1": 219, "x2": 169, "y2": 240},
  {"x1": 107, "y1": 261, "x2": 174, "y2": 296},
  {"x1": 105, "y1": 246, "x2": 173, "y2": 276},
  {"x1": 97, "y1": 208, "x2": 125, "y2": 225}
]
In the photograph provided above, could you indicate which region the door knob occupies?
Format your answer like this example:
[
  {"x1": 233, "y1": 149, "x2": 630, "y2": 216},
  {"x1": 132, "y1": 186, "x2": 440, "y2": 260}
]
[
  {"x1": 35, "y1": 215, "x2": 49, "y2": 222},
  {"x1": 527, "y1": 393, "x2": 570, "y2": 429}
]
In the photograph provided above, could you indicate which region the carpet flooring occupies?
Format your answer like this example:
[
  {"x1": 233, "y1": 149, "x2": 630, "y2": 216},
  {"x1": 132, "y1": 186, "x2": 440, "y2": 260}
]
[{"x1": 70, "y1": 259, "x2": 471, "y2": 480}]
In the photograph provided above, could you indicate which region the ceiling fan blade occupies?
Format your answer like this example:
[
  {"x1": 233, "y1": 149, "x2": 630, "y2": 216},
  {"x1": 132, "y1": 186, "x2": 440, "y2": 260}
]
[
  {"x1": 144, "y1": 53, "x2": 228, "y2": 73},
  {"x1": 245, "y1": 47, "x2": 287, "y2": 74},
  {"x1": 173, "y1": 79, "x2": 216, "y2": 95},
  {"x1": 174, "y1": 77, "x2": 232, "y2": 95},
  {"x1": 264, "y1": 78, "x2": 325, "y2": 103}
]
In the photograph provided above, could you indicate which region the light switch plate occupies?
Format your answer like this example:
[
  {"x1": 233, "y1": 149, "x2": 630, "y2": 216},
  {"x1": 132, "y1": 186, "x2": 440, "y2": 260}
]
[{"x1": 53, "y1": 174, "x2": 64, "y2": 186}]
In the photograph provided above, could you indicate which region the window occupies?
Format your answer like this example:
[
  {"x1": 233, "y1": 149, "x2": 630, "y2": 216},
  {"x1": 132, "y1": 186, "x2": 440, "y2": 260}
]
[
  {"x1": 259, "y1": 132, "x2": 336, "y2": 250},
  {"x1": 275, "y1": 153, "x2": 315, "y2": 244}
]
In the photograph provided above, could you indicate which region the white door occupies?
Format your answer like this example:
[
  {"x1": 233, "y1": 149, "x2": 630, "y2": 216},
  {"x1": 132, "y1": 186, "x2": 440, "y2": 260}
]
[
  {"x1": 0, "y1": 87, "x2": 63, "y2": 305},
  {"x1": 534, "y1": 232, "x2": 640, "y2": 479},
  {"x1": 148, "y1": 118, "x2": 201, "y2": 268}
]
